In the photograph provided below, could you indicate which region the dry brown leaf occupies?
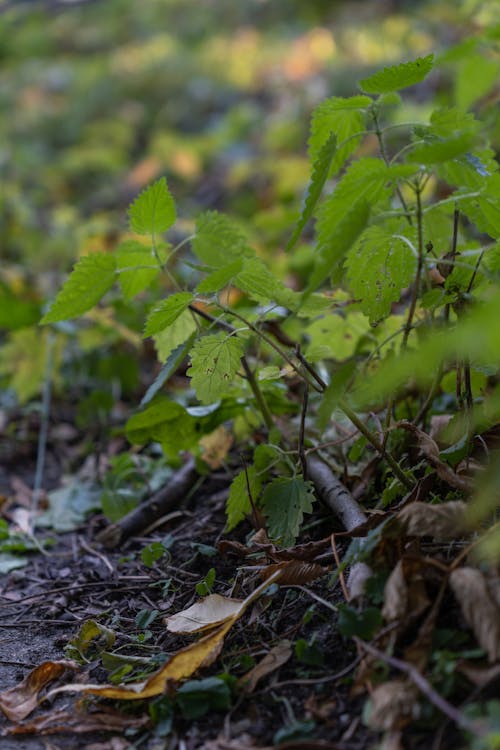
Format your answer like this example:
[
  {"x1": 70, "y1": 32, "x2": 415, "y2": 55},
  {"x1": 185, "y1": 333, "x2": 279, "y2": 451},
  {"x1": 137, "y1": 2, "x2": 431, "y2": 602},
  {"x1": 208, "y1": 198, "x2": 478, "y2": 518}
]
[
  {"x1": 397, "y1": 501, "x2": 468, "y2": 540},
  {"x1": 0, "y1": 660, "x2": 79, "y2": 722},
  {"x1": 259, "y1": 559, "x2": 327, "y2": 585},
  {"x1": 365, "y1": 679, "x2": 418, "y2": 731},
  {"x1": 457, "y1": 660, "x2": 500, "y2": 687},
  {"x1": 382, "y1": 561, "x2": 408, "y2": 623},
  {"x1": 395, "y1": 422, "x2": 472, "y2": 491},
  {"x1": 3, "y1": 708, "x2": 148, "y2": 736},
  {"x1": 237, "y1": 641, "x2": 292, "y2": 693},
  {"x1": 199, "y1": 426, "x2": 233, "y2": 469},
  {"x1": 449, "y1": 567, "x2": 500, "y2": 663},
  {"x1": 382, "y1": 559, "x2": 430, "y2": 624},
  {"x1": 43, "y1": 570, "x2": 283, "y2": 705},
  {"x1": 164, "y1": 594, "x2": 245, "y2": 634}
]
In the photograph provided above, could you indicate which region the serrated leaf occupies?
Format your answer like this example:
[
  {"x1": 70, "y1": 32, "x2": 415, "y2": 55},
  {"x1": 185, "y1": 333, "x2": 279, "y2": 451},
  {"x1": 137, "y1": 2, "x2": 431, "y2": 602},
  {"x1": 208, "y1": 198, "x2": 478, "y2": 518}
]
[
  {"x1": 187, "y1": 333, "x2": 244, "y2": 404},
  {"x1": 192, "y1": 211, "x2": 254, "y2": 268},
  {"x1": 128, "y1": 177, "x2": 176, "y2": 236},
  {"x1": 196, "y1": 260, "x2": 244, "y2": 294},
  {"x1": 226, "y1": 466, "x2": 262, "y2": 532},
  {"x1": 263, "y1": 476, "x2": 316, "y2": 547},
  {"x1": 455, "y1": 53, "x2": 499, "y2": 111},
  {"x1": 314, "y1": 158, "x2": 392, "y2": 272},
  {"x1": 308, "y1": 96, "x2": 371, "y2": 163},
  {"x1": 409, "y1": 133, "x2": 476, "y2": 164},
  {"x1": 235, "y1": 258, "x2": 298, "y2": 309},
  {"x1": 115, "y1": 240, "x2": 161, "y2": 300},
  {"x1": 308, "y1": 200, "x2": 370, "y2": 292},
  {"x1": 346, "y1": 224, "x2": 417, "y2": 323},
  {"x1": 359, "y1": 54, "x2": 434, "y2": 94},
  {"x1": 41, "y1": 253, "x2": 116, "y2": 324},
  {"x1": 153, "y1": 309, "x2": 197, "y2": 362},
  {"x1": 126, "y1": 397, "x2": 195, "y2": 456},
  {"x1": 286, "y1": 133, "x2": 337, "y2": 252},
  {"x1": 144, "y1": 292, "x2": 194, "y2": 337}
]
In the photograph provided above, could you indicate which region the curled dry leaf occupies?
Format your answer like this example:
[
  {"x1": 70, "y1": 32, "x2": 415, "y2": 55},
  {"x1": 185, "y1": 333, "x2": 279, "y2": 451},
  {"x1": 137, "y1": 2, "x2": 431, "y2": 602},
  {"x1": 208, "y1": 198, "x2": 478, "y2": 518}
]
[
  {"x1": 2, "y1": 707, "x2": 148, "y2": 736},
  {"x1": 237, "y1": 640, "x2": 292, "y2": 693},
  {"x1": 0, "y1": 660, "x2": 79, "y2": 723},
  {"x1": 382, "y1": 559, "x2": 430, "y2": 624},
  {"x1": 457, "y1": 660, "x2": 500, "y2": 688},
  {"x1": 259, "y1": 559, "x2": 327, "y2": 585},
  {"x1": 395, "y1": 422, "x2": 471, "y2": 491},
  {"x1": 164, "y1": 594, "x2": 245, "y2": 634},
  {"x1": 397, "y1": 501, "x2": 468, "y2": 540},
  {"x1": 365, "y1": 679, "x2": 418, "y2": 731},
  {"x1": 449, "y1": 567, "x2": 500, "y2": 663}
]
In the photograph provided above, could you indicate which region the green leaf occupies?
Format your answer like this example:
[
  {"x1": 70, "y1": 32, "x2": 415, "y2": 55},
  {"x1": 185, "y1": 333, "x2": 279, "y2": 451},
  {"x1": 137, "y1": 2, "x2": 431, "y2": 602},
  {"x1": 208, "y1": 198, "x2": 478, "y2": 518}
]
[
  {"x1": 126, "y1": 397, "x2": 196, "y2": 456},
  {"x1": 192, "y1": 211, "x2": 254, "y2": 268},
  {"x1": 40, "y1": 253, "x2": 116, "y2": 324},
  {"x1": 187, "y1": 334, "x2": 244, "y2": 405},
  {"x1": 409, "y1": 133, "x2": 476, "y2": 164},
  {"x1": 286, "y1": 133, "x2": 337, "y2": 252},
  {"x1": 346, "y1": 224, "x2": 417, "y2": 324},
  {"x1": 308, "y1": 200, "x2": 370, "y2": 292},
  {"x1": 308, "y1": 95, "x2": 371, "y2": 170},
  {"x1": 153, "y1": 309, "x2": 197, "y2": 362},
  {"x1": 115, "y1": 240, "x2": 161, "y2": 300},
  {"x1": 176, "y1": 677, "x2": 231, "y2": 719},
  {"x1": 226, "y1": 466, "x2": 262, "y2": 531},
  {"x1": 128, "y1": 177, "x2": 176, "y2": 236},
  {"x1": 359, "y1": 54, "x2": 434, "y2": 94},
  {"x1": 196, "y1": 260, "x2": 244, "y2": 294},
  {"x1": 337, "y1": 604, "x2": 382, "y2": 638},
  {"x1": 144, "y1": 292, "x2": 194, "y2": 337},
  {"x1": 314, "y1": 158, "x2": 393, "y2": 270},
  {"x1": 263, "y1": 476, "x2": 316, "y2": 547},
  {"x1": 235, "y1": 258, "x2": 298, "y2": 309}
]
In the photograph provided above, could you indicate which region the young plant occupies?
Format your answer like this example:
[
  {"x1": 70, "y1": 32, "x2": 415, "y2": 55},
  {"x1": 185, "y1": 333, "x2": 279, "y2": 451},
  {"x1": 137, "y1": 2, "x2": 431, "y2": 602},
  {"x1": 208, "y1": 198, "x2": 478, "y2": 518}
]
[{"x1": 41, "y1": 53, "x2": 500, "y2": 549}]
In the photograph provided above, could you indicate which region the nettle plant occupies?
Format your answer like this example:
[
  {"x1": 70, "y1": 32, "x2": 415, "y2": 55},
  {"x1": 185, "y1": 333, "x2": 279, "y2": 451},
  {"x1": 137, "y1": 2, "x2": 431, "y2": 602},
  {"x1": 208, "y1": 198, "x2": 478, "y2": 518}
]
[{"x1": 41, "y1": 55, "x2": 500, "y2": 547}]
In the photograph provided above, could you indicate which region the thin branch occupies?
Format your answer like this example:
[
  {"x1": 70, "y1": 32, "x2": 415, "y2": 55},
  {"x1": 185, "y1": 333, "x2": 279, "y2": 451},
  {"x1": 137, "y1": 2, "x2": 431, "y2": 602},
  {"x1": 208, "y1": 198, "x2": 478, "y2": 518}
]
[{"x1": 354, "y1": 638, "x2": 482, "y2": 737}]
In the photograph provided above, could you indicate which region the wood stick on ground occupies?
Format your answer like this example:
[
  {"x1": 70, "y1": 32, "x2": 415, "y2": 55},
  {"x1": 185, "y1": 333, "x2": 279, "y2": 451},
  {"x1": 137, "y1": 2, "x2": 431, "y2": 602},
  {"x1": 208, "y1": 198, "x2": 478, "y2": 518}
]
[
  {"x1": 95, "y1": 457, "x2": 199, "y2": 549},
  {"x1": 306, "y1": 454, "x2": 371, "y2": 600}
]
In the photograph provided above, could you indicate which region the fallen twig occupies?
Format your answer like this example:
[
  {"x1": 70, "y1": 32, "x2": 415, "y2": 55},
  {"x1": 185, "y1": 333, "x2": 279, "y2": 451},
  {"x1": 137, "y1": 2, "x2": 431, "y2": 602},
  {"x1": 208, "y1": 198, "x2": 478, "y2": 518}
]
[{"x1": 95, "y1": 457, "x2": 199, "y2": 548}]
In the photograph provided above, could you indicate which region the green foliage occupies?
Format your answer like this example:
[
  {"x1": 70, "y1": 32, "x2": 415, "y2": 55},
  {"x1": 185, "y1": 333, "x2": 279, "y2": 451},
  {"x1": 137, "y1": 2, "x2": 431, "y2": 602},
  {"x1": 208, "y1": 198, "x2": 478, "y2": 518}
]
[
  {"x1": 359, "y1": 54, "x2": 434, "y2": 94},
  {"x1": 128, "y1": 178, "x2": 176, "y2": 236},
  {"x1": 345, "y1": 223, "x2": 417, "y2": 324},
  {"x1": 187, "y1": 333, "x2": 244, "y2": 404},
  {"x1": 263, "y1": 476, "x2": 316, "y2": 547},
  {"x1": 176, "y1": 677, "x2": 231, "y2": 719},
  {"x1": 41, "y1": 253, "x2": 116, "y2": 323},
  {"x1": 144, "y1": 292, "x2": 194, "y2": 337},
  {"x1": 126, "y1": 397, "x2": 196, "y2": 456},
  {"x1": 193, "y1": 211, "x2": 254, "y2": 267},
  {"x1": 116, "y1": 240, "x2": 162, "y2": 300},
  {"x1": 226, "y1": 466, "x2": 262, "y2": 532}
]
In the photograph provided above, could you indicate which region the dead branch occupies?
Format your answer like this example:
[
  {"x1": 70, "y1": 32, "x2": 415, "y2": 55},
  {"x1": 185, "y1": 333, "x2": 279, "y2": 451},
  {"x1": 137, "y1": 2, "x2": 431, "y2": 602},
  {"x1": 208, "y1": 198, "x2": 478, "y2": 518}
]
[{"x1": 95, "y1": 457, "x2": 199, "y2": 549}]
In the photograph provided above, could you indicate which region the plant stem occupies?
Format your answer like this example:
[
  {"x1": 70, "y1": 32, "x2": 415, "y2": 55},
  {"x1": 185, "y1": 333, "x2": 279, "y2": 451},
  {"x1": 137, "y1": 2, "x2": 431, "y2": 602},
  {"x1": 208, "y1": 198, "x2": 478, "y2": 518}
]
[
  {"x1": 372, "y1": 108, "x2": 412, "y2": 225},
  {"x1": 402, "y1": 184, "x2": 424, "y2": 350},
  {"x1": 339, "y1": 399, "x2": 414, "y2": 490}
]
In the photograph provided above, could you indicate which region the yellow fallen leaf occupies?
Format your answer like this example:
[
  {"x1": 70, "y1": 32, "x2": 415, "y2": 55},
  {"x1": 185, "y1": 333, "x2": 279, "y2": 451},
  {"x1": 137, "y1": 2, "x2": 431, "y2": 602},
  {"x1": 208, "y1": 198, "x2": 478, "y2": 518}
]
[
  {"x1": 46, "y1": 570, "x2": 283, "y2": 704},
  {"x1": 164, "y1": 593, "x2": 245, "y2": 634}
]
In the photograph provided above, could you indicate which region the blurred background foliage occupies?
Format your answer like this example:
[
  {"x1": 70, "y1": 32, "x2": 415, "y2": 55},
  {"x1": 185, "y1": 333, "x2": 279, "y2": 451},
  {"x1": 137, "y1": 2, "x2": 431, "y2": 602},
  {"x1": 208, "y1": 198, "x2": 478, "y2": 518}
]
[{"x1": 0, "y1": 0, "x2": 499, "y2": 405}]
